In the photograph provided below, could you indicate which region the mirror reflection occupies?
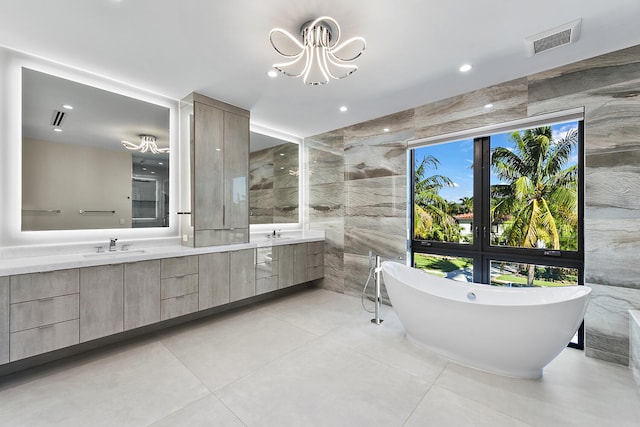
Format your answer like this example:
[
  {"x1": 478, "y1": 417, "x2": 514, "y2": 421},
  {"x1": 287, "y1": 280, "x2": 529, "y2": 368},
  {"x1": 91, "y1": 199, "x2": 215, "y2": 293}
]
[
  {"x1": 249, "y1": 132, "x2": 299, "y2": 224},
  {"x1": 21, "y1": 68, "x2": 170, "y2": 231}
]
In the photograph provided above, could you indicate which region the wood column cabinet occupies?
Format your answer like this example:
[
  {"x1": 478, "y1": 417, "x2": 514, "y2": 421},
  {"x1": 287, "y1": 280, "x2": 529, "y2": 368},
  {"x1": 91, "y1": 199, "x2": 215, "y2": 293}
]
[
  {"x1": 0, "y1": 277, "x2": 10, "y2": 364},
  {"x1": 229, "y1": 249, "x2": 256, "y2": 302},
  {"x1": 124, "y1": 260, "x2": 161, "y2": 330},
  {"x1": 183, "y1": 92, "x2": 250, "y2": 247},
  {"x1": 80, "y1": 265, "x2": 123, "y2": 342},
  {"x1": 198, "y1": 252, "x2": 230, "y2": 310},
  {"x1": 9, "y1": 269, "x2": 80, "y2": 361}
]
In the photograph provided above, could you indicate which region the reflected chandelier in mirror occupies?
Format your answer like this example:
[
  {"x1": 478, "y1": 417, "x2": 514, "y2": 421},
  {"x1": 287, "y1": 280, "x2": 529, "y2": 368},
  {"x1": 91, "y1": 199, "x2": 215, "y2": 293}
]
[{"x1": 21, "y1": 68, "x2": 170, "y2": 231}]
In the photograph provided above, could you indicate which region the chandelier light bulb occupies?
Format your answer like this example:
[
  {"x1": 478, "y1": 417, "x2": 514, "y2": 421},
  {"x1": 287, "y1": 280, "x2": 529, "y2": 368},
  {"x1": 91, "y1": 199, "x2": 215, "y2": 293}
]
[{"x1": 269, "y1": 16, "x2": 366, "y2": 85}]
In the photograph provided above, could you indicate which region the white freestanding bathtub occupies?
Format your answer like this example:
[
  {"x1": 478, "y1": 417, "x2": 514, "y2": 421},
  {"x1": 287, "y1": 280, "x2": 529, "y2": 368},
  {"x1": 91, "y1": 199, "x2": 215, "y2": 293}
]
[{"x1": 382, "y1": 261, "x2": 591, "y2": 379}]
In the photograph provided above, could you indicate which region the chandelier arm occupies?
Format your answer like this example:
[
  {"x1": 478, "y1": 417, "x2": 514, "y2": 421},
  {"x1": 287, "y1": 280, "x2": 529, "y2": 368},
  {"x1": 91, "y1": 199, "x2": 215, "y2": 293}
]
[
  {"x1": 326, "y1": 54, "x2": 358, "y2": 79},
  {"x1": 269, "y1": 28, "x2": 305, "y2": 57},
  {"x1": 273, "y1": 50, "x2": 308, "y2": 78},
  {"x1": 329, "y1": 36, "x2": 367, "y2": 61},
  {"x1": 303, "y1": 46, "x2": 329, "y2": 85},
  {"x1": 121, "y1": 141, "x2": 144, "y2": 150}
]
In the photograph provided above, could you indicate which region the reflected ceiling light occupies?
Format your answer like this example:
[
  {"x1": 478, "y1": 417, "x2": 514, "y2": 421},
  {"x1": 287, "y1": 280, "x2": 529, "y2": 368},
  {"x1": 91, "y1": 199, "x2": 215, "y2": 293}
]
[
  {"x1": 121, "y1": 134, "x2": 169, "y2": 154},
  {"x1": 62, "y1": 104, "x2": 73, "y2": 110},
  {"x1": 267, "y1": 70, "x2": 278, "y2": 78},
  {"x1": 339, "y1": 105, "x2": 348, "y2": 112},
  {"x1": 383, "y1": 128, "x2": 390, "y2": 132},
  {"x1": 53, "y1": 128, "x2": 62, "y2": 132},
  {"x1": 484, "y1": 103, "x2": 493, "y2": 109},
  {"x1": 459, "y1": 64, "x2": 472, "y2": 72},
  {"x1": 269, "y1": 16, "x2": 366, "y2": 85}
]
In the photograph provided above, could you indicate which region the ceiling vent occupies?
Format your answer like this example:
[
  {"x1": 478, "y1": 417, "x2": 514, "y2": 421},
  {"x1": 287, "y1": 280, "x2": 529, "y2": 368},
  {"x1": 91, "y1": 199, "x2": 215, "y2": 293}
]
[
  {"x1": 525, "y1": 19, "x2": 581, "y2": 57},
  {"x1": 50, "y1": 110, "x2": 66, "y2": 127}
]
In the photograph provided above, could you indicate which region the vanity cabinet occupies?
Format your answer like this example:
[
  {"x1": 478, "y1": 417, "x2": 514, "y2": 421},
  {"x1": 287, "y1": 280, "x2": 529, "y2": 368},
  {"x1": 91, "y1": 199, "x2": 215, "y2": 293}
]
[
  {"x1": 278, "y1": 244, "x2": 295, "y2": 289},
  {"x1": 186, "y1": 92, "x2": 250, "y2": 247},
  {"x1": 80, "y1": 265, "x2": 123, "y2": 342},
  {"x1": 124, "y1": 260, "x2": 161, "y2": 330},
  {"x1": 0, "y1": 277, "x2": 10, "y2": 364},
  {"x1": 160, "y1": 256, "x2": 199, "y2": 320},
  {"x1": 229, "y1": 249, "x2": 256, "y2": 302},
  {"x1": 199, "y1": 252, "x2": 230, "y2": 309},
  {"x1": 293, "y1": 243, "x2": 307, "y2": 285},
  {"x1": 9, "y1": 269, "x2": 80, "y2": 361}
]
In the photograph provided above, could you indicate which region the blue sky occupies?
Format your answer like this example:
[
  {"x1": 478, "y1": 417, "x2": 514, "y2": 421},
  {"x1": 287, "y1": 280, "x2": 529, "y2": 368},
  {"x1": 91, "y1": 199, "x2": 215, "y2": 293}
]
[{"x1": 414, "y1": 121, "x2": 579, "y2": 203}]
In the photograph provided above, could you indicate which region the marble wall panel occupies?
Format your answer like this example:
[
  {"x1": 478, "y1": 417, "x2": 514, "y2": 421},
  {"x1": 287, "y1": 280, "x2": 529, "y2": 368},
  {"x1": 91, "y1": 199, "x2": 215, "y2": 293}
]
[
  {"x1": 249, "y1": 188, "x2": 274, "y2": 224},
  {"x1": 413, "y1": 78, "x2": 528, "y2": 140},
  {"x1": 630, "y1": 310, "x2": 640, "y2": 390},
  {"x1": 585, "y1": 283, "x2": 640, "y2": 365}
]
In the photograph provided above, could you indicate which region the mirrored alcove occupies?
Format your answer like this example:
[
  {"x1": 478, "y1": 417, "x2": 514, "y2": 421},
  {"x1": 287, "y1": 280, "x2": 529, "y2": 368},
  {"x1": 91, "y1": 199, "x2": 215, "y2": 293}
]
[
  {"x1": 21, "y1": 68, "x2": 170, "y2": 231},
  {"x1": 249, "y1": 132, "x2": 299, "y2": 225}
]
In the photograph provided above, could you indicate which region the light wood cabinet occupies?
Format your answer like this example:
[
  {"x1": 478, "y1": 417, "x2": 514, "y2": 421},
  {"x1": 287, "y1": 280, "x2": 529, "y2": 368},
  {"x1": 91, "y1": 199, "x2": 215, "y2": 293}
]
[
  {"x1": 8, "y1": 269, "x2": 80, "y2": 361},
  {"x1": 124, "y1": 260, "x2": 161, "y2": 331},
  {"x1": 80, "y1": 265, "x2": 124, "y2": 342},
  {"x1": 0, "y1": 277, "x2": 9, "y2": 364},
  {"x1": 183, "y1": 92, "x2": 250, "y2": 247},
  {"x1": 293, "y1": 243, "x2": 307, "y2": 285},
  {"x1": 278, "y1": 245, "x2": 295, "y2": 289},
  {"x1": 160, "y1": 256, "x2": 198, "y2": 320},
  {"x1": 199, "y1": 252, "x2": 230, "y2": 309},
  {"x1": 229, "y1": 249, "x2": 255, "y2": 302}
]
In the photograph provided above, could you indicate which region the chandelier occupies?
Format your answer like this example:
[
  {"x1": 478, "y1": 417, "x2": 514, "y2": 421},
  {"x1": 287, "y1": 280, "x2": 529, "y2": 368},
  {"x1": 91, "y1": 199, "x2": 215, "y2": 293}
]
[
  {"x1": 121, "y1": 135, "x2": 169, "y2": 154},
  {"x1": 269, "y1": 16, "x2": 366, "y2": 85}
]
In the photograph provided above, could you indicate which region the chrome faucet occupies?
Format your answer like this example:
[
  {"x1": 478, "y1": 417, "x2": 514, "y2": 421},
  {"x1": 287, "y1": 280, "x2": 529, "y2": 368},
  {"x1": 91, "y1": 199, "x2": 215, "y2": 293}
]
[{"x1": 109, "y1": 238, "x2": 118, "y2": 251}]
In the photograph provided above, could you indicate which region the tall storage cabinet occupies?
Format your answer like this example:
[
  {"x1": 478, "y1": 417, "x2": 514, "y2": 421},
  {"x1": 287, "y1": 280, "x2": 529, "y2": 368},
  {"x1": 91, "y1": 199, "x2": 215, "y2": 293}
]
[{"x1": 181, "y1": 92, "x2": 250, "y2": 247}]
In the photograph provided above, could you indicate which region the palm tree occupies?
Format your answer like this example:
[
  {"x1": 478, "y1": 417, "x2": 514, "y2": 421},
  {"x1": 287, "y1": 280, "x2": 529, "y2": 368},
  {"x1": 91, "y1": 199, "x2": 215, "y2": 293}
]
[
  {"x1": 413, "y1": 155, "x2": 459, "y2": 241},
  {"x1": 491, "y1": 126, "x2": 578, "y2": 285}
]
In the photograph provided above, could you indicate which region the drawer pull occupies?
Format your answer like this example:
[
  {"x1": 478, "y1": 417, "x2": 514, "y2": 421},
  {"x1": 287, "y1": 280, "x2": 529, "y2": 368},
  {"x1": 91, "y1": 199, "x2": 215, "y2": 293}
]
[
  {"x1": 38, "y1": 324, "x2": 54, "y2": 330},
  {"x1": 38, "y1": 297, "x2": 54, "y2": 303},
  {"x1": 175, "y1": 295, "x2": 185, "y2": 299},
  {"x1": 175, "y1": 275, "x2": 185, "y2": 279}
]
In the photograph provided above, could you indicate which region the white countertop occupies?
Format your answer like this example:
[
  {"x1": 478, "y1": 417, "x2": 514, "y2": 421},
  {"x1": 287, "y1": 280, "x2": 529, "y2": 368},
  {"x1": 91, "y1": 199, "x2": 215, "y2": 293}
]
[{"x1": 0, "y1": 230, "x2": 324, "y2": 276}]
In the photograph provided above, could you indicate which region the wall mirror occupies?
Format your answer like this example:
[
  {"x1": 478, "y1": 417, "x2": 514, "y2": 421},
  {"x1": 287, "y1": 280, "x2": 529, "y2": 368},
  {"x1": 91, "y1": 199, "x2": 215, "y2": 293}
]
[
  {"x1": 249, "y1": 131, "x2": 299, "y2": 224},
  {"x1": 21, "y1": 68, "x2": 170, "y2": 231}
]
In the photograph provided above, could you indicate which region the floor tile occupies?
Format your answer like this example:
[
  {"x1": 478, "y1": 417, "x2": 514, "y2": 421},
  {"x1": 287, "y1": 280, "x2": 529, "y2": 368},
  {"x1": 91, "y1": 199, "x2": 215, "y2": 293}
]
[
  {"x1": 160, "y1": 308, "x2": 317, "y2": 391},
  {"x1": 216, "y1": 337, "x2": 431, "y2": 427},
  {"x1": 149, "y1": 394, "x2": 245, "y2": 427},
  {"x1": 0, "y1": 341, "x2": 209, "y2": 427},
  {"x1": 404, "y1": 385, "x2": 532, "y2": 427}
]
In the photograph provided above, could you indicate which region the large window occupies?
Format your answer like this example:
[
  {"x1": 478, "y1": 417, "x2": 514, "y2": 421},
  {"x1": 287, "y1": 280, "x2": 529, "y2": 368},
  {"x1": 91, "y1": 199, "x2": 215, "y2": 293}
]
[{"x1": 411, "y1": 118, "x2": 584, "y2": 346}]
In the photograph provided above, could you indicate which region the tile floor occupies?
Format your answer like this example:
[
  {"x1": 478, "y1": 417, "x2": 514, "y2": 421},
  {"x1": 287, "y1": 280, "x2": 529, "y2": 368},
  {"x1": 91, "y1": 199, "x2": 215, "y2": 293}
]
[{"x1": 0, "y1": 287, "x2": 639, "y2": 426}]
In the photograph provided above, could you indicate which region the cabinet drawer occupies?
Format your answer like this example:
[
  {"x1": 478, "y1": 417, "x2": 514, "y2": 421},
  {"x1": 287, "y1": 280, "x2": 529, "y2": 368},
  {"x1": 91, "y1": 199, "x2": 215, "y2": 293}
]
[
  {"x1": 306, "y1": 253, "x2": 324, "y2": 268},
  {"x1": 10, "y1": 294, "x2": 79, "y2": 333},
  {"x1": 10, "y1": 319, "x2": 79, "y2": 361},
  {"x1": 161, "y1": 293, "x2": 198, "y2": 320},
  {"x1": 307, "y1": 265, "x2": 324, "y2": 281},
  {"x1": 307, "y1": 241, "x2": 324, "y2": 255},
  {"x1": 161, "y1": 274, "x2": 198, "y2": 299},
  {"x1": 10, "y1": 269, "x2": 79, "y2": 303},
  {"x1": 161, "y1": 256, "x2": 198, "y2": 278},
  {"x1": 256, "y1": 246, "x2": 278, "y2": 262},
  {"x1": 256, "y1": 277, "x2": 278, "y2": 295}
]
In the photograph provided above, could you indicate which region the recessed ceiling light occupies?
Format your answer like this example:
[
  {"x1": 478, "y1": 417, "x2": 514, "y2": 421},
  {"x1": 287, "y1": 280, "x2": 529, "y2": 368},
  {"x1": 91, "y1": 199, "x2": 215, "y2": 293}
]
[
  {"x1": 142, "y1": 167, "x2": 147, "y2": 171},
  {"x1": 158, "y1": 162, "x2": 164, "y2": 165},
  {"x1": 484, "y1": 103, "x2": 493, "y2": 109},
  {"x1": 279, "y1": 153, "x2": 285, "y2": 156},
  {"x1": 339, "y1": 106, "x2": 348, "y2": 112},
  {"x1": 383, "y1": 128, "x2": 390, "y2": 132},
  {"x1": 151, "y1": 171, "x2": 156, "y2": 174},
  {"x1": 267, "y1": 70, "x2": 278, "y2": 78},
  {"x1": 215, "y1": 148, "x2": 222, "y2": 152},
  {"x1": 53, "y1": 128, "x2": 62, "y2": 132},
  {"x1": 62, "y1": 104, "x2": 73, "y2": 110},
  {"x1": 459, "y1": 64, "x2": 472, "y2": 72}
]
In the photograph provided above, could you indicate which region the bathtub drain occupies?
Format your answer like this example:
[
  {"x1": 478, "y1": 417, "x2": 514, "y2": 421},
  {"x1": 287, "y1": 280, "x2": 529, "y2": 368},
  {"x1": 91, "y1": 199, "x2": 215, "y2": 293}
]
[{"x1": 467, "y1": 292, "x2": 476, "y2": 301}]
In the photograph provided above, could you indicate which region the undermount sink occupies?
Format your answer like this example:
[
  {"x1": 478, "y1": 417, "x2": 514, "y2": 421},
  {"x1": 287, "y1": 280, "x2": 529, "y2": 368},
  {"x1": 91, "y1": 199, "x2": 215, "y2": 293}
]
[{"x1": 83, "y1": 249, "x2": 147, "y2": 258}]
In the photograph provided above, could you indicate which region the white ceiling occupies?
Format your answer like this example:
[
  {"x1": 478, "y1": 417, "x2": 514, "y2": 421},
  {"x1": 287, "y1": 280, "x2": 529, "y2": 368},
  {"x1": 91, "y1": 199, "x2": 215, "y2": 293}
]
[{"x1": 2, "y1": 0, "x2": 640, "y2": 138}]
